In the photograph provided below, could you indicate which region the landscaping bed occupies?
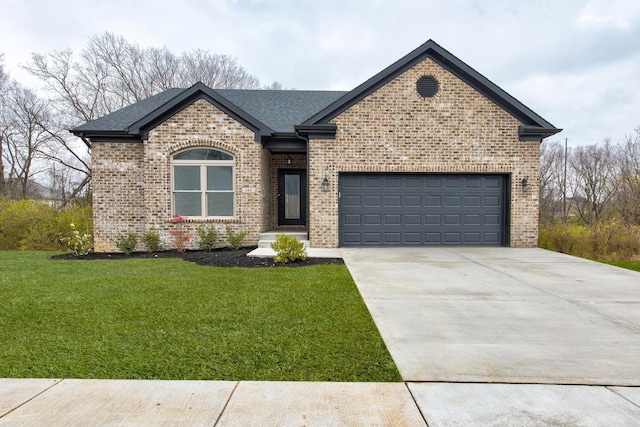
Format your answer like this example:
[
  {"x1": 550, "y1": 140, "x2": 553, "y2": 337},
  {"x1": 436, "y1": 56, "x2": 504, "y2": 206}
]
[{"x1": 50, "y1": 247, "x2": 344, "y2": 268}]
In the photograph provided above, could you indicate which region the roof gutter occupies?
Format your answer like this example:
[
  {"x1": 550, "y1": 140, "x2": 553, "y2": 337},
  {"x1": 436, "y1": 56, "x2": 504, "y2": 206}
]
[
  {"x1": 518, "y1": 125, "x2": 563, "y2": 142},
  {"x1": 294, "y1": 124, "x2": 337, "y2": 140}
]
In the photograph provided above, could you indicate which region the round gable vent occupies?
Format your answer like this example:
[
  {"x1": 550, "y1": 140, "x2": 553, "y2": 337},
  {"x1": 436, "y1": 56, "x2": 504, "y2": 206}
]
[{"x1": 416, "y1": 76, "x2": 439, "y2": 98}]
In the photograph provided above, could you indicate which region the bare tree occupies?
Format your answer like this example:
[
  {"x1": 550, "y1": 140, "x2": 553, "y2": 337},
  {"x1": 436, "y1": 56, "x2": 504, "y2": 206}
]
[
  {"x1": 0, "y1": 53, "x2": 9, "y2": 196},
  {"x1": 24, "y1": 32, "x2": 264, "y2": 125},
  {"x1": 614, "y1": 128, "x2": 640, "y2": 225},
  {"x1": 1, "y1": 82, "x2": 55, "y2": 198},
  {"x1": 181, "y1": 49, "x2": 260, "y2": 89},
  {"x1": 539, "y1": 140, "x2": 569, "y2": 222},
  {"x1": 21, "y1": 32, "x2": 269, "y2": 202},
  {"x1": 569, "y1": 140, "x2": 618, "y2": 224}
]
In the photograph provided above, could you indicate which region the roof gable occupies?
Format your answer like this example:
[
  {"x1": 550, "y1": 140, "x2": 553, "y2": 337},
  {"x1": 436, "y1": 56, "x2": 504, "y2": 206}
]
[
  {"x1": 303, "y1": 39, "x2": 560, "y2": 140},
  {"x1": 71, "y1": 85, "x2": 346, "y2": 142},
  {"x1": 71, "y1": 39, "x2": 560, "y2": 144},
  {"x1": 71, "y1": 83, "x2": 274, "y2": 142}
]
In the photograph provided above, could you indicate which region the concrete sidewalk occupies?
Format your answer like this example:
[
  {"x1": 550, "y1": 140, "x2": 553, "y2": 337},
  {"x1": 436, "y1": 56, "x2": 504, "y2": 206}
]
[{"x1": 3, "y1": 378, "x2": 640, "y2": 426}]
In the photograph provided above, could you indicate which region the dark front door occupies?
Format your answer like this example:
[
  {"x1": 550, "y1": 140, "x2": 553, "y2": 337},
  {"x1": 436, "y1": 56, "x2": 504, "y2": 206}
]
[{"x1": 278, "y1": 169, "x2": 307, "y2": 226}]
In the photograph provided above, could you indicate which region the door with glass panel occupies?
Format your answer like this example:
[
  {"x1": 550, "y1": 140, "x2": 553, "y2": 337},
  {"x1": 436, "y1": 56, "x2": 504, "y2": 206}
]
[{"x1": 278, "y1": 169, "x2": 306, "y2": 226}]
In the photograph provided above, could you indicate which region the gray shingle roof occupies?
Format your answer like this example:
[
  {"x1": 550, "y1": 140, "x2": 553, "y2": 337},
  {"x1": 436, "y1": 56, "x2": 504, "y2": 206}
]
[
  {"x1": 215, "y1": 90, "x2": 346, "y2": 133},
  {"x1": 71, "y1": 87, "x2": 347, "y2": 135},
  {"x1": 72, "y1": 88, "x2": 185, "y2": 132}
]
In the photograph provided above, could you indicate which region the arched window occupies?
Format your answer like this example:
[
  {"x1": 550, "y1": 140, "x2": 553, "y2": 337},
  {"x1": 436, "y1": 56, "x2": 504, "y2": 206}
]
[{"x1": 171, "y1": 148, "x2": 235, "y2": 218}]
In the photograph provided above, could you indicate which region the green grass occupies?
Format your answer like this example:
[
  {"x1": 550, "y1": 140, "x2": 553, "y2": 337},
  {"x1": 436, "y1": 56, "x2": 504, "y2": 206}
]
[
  {"x1": 599, "y1": 260, "x2": 640, "y2": 272},
  {"x1": 0, "y1": 251, "x2": 400, "y2": 382}
]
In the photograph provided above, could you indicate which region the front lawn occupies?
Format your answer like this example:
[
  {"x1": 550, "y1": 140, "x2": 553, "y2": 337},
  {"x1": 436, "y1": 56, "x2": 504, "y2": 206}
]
[
  {"x1": 599, "y1": 260, "x2": 640, "y2": 272},
  {"x1": 0, "y1": 251, "x2": 400, "y2": 382}
]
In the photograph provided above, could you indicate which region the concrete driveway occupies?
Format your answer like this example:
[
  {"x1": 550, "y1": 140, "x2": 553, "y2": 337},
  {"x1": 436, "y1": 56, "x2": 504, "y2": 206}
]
[{"x1": 342, "y1": 247, "x2": 640, "y2": 385}]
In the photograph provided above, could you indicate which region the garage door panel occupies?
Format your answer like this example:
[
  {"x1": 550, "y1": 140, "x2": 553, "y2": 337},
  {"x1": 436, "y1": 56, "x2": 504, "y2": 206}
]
[
  {"x1": 484, "y1": 232, "x2": 500, "y2": 243},
  {"x1": 464, "y1": 176, "x2": 482, "y2": 188},
  {"x1": 385, "y1": 195, "x2": 402, "y2": 207},
  {"x1": 464, "y1": 232, "x2": 481, "y2": 243},
  {"x1": 445, "y1": 214, "x2": 461, "y2": 225},
  {"x1": 364, "y1": 214, "x2": 381, "y2": 225},
  {"x1": 343, "y1": 214, "x2": 361, "y2": 225},
  {"x1": 424, "y1": 176, "x2": 442, "y2": 188},
  {"x1": 339, "y1": 174, "x2": 506, "y2": 246},
  {"x1": 444, "y1": 232, "x2": 461, "y2": 243},
  {"x1": 364, "y1": 177, "x2": 382, "y2": 188},
  {"x1": 405, "y1": 177, "x2": 422, "y2": 188},
  {"x1": 384, "y1": 214, "x2": 401, "y2": 225},
  {"x1": 363, "y1": 196, "x2": 381, "y2": 208},
  {"x1": 484, "y1": 214, "x2": 500, "y2": 225},
  {"x1": 364, "y1": 232, "x2": 382, "y2": 244},
  {"x1": 425, "y1": 196, "x2": 442, "y2": 207},
  {"x1": 405, "y1": 195, "x2": 422, "y2": 207},
  {"x1": 445, "y1": 176, "x2": 462, "y2": 188},
  {"x1": 343, "y1": 232, "x2": 362, "y2": 244},
  {"x1": 465, "y1": 196, "x2": 481, "y2": 206},
  {"x1": 445, "y1": 196, "x2": 461, "y2": 207},
  {"x1": 405, "y1": 232, "x2": 422, "y2": 243},
  {"x1": 465, "y1": 214, "x2": 481, "y2": 225},
  {"x1": 384, "y1": 232, "x2": 401, "y2": 243},
  {"x1": 485, "y1": 196, "x2": 500, "y2": 207},
  {"x1": 343, "y1": 195, "x2": 361, "y2": 207},
  {"x1": 385, "y1": 177, "x2": 401, "y2": 188},
  {"x1": 405, "y1": 214, "x2": 422, "y2": 225},
  {"x1": 485, "y1": 176, "x2": 502, "y2": 188},
  {"x1": 425, "y1": 214, "x2": 441, "y2": 225}
]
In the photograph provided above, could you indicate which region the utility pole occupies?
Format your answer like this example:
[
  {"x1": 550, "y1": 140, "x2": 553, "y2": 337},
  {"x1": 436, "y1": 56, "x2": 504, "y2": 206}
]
[{"x1": 563, "y1": 138, "x2": 568, "y2": 222}]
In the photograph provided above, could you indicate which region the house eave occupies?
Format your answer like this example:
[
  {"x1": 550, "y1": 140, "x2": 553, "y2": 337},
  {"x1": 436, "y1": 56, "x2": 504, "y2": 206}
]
[
  {"x1": 262, "y1": 134, "x2": 307, "y2": 151},
  {"x1": 294, "y1": 124, "x2": 337, "y2": 140},
  {"x1": 69, "y1": 129, "x2": 142, "y2": 144},
  {"x1": 518, "y1": 125, "x2": 562, "y2": 142}
]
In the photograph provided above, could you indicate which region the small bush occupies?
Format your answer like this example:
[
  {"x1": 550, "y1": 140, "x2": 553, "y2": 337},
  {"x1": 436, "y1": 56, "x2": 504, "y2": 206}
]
[
  {"x1": 142, "y1": 227, "x2": 163, "y2": 252},
  {"x1": 271, "y1": 233, "x2": 308, "y2": 264},
  {"x1": 64, "y1": 223, "x2": 93, "y2": 256},
  {"x1": 169, "y1": 215, "x2": 191, "y2": 252},
  {"x1": 197, "y1": 225, "x2": 218, "y2": 251},
  {"x1": 225, "y1": 226, "x2": 249, "y2": 250},
  {"x1": 116, "y1": 232, "x2": 138, "y2": 255}
]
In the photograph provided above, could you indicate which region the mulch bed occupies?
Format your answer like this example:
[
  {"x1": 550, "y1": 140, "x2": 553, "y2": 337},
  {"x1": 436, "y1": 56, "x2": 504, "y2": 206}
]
[{"x1": 49, "y1": 247, "x2": 344, "y2": 268}]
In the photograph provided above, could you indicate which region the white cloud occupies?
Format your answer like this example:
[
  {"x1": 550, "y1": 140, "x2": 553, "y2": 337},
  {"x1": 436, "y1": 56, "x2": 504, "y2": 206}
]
[
  {"x1": 0, "y1": 0, "x2": 638, "y2": 143},
  {"x1": 577, "y1": 0, "x2": 640, "y2": 30}
]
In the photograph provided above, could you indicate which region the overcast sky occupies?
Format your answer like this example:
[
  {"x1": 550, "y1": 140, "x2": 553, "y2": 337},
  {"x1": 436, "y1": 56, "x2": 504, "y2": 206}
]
[{"x1": 1, "y1": 0, "x2": 639, "y2": 146}]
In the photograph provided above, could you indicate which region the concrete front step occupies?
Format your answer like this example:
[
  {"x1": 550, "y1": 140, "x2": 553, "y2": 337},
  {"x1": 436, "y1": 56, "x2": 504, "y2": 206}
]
[
  {"x1": 258, "y1": 231, "x2": 309, "y2": 248},
  {"x1": 258, "y1": 240, "x2": 310, "y2": 248}
]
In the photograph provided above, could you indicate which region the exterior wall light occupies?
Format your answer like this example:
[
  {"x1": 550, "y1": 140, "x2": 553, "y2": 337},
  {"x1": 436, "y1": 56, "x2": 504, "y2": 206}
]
[
  {"x1": 521, "y1": 177, "x2": 529, "y2": 192},
  {"x1": 321, "y1": 177, "x2": 330, "y2": 192},
  {"x1": 287, "y1": 155, "x2": 292, "y2": 165}
]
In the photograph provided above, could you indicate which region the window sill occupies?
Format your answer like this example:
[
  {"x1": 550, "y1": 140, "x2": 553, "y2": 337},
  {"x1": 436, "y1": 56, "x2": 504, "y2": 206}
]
[{"x1": 169, "y1": 217, "x2": 238, "y2": 223}]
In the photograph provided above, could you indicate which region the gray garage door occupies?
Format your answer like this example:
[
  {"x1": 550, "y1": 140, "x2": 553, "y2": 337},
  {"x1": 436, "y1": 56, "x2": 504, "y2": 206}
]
[{"x1": 339, "y1": 174, "x2": 507, "y2": 246}]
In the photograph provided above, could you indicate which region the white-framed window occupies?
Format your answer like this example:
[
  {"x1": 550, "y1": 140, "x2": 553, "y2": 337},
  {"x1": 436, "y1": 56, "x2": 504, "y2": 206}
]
[{"x1": 171, "y1": 148, "x2": 235, "y2": 218}]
